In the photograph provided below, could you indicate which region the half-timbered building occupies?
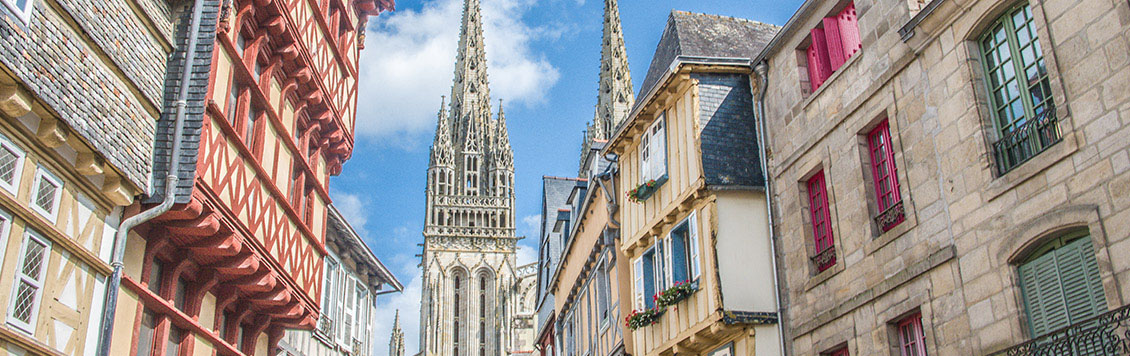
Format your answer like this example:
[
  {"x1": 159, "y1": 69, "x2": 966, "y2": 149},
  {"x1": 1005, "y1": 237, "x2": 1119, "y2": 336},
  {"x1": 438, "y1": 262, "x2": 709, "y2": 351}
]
[
  {"x1": 0, "y1": 0, "x2": 170, "y2": 353},
  {"x1": 605, "y1": 11, "x2": 784, "y2": 356},
  {"x1": 103, "y1": 0, "x2": 395, "y2": 355}
]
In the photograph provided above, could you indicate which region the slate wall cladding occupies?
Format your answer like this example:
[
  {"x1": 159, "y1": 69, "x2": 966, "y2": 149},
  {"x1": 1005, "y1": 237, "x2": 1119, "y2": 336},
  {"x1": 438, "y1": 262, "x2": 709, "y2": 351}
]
[
  {"x1": 135, "y1": 0, "x2": 175, "y2": 45},
  {"x1": 54, "y1": 0, "x2": 170, "y2": 107},
  {"x1": 147, "y1": 0, "x2": 220, "y2": 204},
  {"x1": 694, "y1": 73, "x2": 764, "y2": 187},
  {"x1": 0, "y1": 2, "x2": 171, "y2": 190}
]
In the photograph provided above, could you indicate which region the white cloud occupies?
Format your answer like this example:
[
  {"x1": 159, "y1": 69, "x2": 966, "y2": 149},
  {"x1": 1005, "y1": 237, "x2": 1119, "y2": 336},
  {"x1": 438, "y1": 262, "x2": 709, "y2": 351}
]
[
  {"x1": 516, "y1": 245, "x2": 537, "y2": 266},
  {"x1": 332, "y1": 192, "x2": 369, "y2": 235},
  {"x1": 520, "y1": 214, "x2": 541, "y2": 239},
  {"x1": 357, "y1": 0, "x2": 561, "y2": 140},
  {"x1": 371, "y1": 272, "x2": 423, "y2": 356}
]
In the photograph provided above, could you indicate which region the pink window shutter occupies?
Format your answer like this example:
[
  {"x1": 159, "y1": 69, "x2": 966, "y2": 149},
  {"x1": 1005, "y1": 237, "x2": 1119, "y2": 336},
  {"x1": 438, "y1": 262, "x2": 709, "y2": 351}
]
[
  {"x1": 808, "y1": 28, "x2": 834, "y2": 91},
  {"x1": 838, "y1": 3, "x2": 862, "y2": 60},
  {"x1": 823, "y1": 17, "x2": 846, "y2": 70}
]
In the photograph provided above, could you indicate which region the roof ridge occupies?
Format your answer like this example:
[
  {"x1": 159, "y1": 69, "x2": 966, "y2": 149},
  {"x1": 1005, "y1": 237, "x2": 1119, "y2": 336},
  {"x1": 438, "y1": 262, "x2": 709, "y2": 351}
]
[{"x1": 542, "y1": 175, "x2": 588, "y2": 182}]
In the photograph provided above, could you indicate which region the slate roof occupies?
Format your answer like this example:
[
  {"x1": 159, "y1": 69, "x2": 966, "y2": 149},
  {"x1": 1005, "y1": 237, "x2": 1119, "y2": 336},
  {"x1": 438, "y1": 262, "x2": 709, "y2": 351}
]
[
  {"x1": 637, "y1": 11, "x2": 779, "y2": 104},
  {"x1": 695, "y1": 73, "x2": 765, "y2": 188},
  {"x1": 537, "y1": 176, "x2": 584, "y2": 300}
]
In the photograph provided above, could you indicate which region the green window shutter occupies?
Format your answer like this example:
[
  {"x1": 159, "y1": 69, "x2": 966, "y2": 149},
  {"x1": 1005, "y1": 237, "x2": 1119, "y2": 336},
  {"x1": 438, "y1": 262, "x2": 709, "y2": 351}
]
[
  {"x1": 1056, "y1": 238, "x2": 1107, "y2": 323},
  {"x1": 1017, "y1": 236, "x2": 1108, "y2": 338}
]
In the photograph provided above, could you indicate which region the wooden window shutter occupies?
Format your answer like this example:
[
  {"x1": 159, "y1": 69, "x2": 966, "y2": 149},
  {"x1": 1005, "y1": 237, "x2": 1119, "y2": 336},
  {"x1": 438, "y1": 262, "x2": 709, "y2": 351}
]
[
  {"x1": 807, "y1": 29, "x2": 834, "y2": 91},
  {"x1": 837, "y1": 3, "x2": 862, "y2": 60},
  {"x1": 1018, "y1": 236, "x2": 1108, "y2": 337},
  {"x1": 823, "y1": 17, "x2": 846, "y2": 70}
]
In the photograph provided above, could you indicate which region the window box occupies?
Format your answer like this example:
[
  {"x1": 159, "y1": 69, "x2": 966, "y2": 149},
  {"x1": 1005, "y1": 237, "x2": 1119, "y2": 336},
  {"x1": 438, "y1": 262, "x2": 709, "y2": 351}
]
[
  {"x1": 624, "y1": 308, "x2": 664, "y2": 331},
  {"x1": 654, "y1": 279, "x2": 698, "y2": 309},
  {"x1": 627, "y1": 175, "x2": 667, "y2": 203}
]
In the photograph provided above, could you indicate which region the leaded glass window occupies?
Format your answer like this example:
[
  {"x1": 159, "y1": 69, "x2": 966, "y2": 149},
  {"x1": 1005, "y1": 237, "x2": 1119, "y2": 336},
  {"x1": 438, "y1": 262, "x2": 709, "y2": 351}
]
[{"x1": 8, "y1": 229, "x2": 50, "y2": 333}]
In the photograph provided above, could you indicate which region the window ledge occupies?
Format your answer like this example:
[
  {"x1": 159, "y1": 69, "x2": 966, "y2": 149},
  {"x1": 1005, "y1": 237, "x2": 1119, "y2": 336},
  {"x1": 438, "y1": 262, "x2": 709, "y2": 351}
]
[
  {"x1": 985, "y1": 130, "x2": 1078, "y2": 202},
  {"x1": 801, "y1": 52, "x2": 865, "y2": 111},
  {"x1": 804, "y1": 257, "x2": 845, "y2": 292},
  {"x1": 866, "y1": 200, "x2": 919, "y2": 255}
]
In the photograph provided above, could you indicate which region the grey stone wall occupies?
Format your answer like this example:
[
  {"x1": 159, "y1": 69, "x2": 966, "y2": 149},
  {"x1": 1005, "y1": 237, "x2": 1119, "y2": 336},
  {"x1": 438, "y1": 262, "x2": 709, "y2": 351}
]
[
  {"x1": 0, "y1": 0, "x2": 174, "y2": 190},
  {"x1": 760, "y1": 0, "x2": 1130, "y2": 354}
]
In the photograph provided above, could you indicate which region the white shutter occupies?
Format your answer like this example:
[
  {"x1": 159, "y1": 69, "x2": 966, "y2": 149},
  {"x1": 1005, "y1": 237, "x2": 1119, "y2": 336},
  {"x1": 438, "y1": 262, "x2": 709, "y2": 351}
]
[
  {"x1": 341, "y1": 276, "x2": 355, "y2": 345},
  {"x1": 688, "y1": 211, "x2": 700, "y2": 279},
  {"x1": 632, "y1": 258, "x2": 644, "y2": 310},
  {"x1": 639, "y1": 133, "x2": 650, "y2": 182},
  {"x1": 662, "y1": 236, "x2": 673, "y2": 288}
]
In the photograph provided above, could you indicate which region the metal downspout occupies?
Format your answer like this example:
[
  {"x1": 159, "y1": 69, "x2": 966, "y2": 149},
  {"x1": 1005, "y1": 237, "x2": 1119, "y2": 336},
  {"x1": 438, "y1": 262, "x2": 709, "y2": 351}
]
[
  {"x1": 754, "y1": 62, "x2": 789, "y2": 356},
  {"x1": 96, "y1": 0, "x2": 204, "y2": 354}
]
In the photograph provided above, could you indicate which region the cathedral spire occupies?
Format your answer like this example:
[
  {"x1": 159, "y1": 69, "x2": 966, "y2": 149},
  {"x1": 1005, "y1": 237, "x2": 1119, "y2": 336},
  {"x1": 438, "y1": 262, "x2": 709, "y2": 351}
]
[
  {"x1": 592, "y1": 0, "x2": 635, "y2": 140},
  {"x1": 390, "y1": 310, "x2": 405, "y2": 356},
  {"x1": 449, "y1": 0, "x2": 493, "y2": 133},
  {"x1": 431, "y1": 96, "x2": 454, "y2": 168},
  {"x1": 494, "y1": 100, "x2": 513, "y2": 168}
]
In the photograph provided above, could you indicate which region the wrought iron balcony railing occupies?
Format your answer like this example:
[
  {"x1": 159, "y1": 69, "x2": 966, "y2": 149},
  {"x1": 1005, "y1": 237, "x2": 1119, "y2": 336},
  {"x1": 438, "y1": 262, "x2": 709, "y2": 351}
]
[
  {"x1": 353, "y1": 338, "x2": 365, "y2": 355},
  {"x1": 874, "y1": 200, "x2": 906, "y2": 233},
  {"x1": 318, "y1": 317, "x2": 335, "y2": 339},
  {"x1": 993, "y1": 106, "x2": 1061, "y2": 175},
  {"x1": 810, "y1": 246, "x2": 836, "y2": 273},
  {"x1": 989, "y1": 304, "x2": 1130, "y2": 356}
]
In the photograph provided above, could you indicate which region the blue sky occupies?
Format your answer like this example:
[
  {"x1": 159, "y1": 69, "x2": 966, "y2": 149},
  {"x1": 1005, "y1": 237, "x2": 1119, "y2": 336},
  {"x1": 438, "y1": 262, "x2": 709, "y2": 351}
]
[{"x1": 335, "y1": 0, "x2": 801, "y2": 354}]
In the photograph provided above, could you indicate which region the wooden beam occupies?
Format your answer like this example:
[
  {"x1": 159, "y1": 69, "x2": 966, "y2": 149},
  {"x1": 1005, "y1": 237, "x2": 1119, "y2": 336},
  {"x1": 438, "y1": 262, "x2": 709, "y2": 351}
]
[
  {"x1": 101, "y1": 175, "x2": 134, "y2": 206},
  {"x1": 0, "y1": 84, "x2": 32, "y2": 118},
  {"x1": 76, "y1": 151, "x2": 105, "y2": 176},
  {"x1": 36, "y1": 117, "x2": 68, "y2": 148}
]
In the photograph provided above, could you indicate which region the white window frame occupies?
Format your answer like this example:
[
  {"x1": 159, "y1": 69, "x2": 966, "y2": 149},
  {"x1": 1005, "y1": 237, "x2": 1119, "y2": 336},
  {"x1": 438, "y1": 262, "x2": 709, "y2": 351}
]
[
  {"x1": 319, "y1": 256, "x2": 339, "y2": 338},
  {"x1": 688, "y1": 211, "x2": 701, "y2": 279},
  {"x1": 632, "y1": 257, "x2": 644, "y2": 310},
  {"x1": 354, "y1": 282, "x2": 367, "y2": 344},
  {"x1": 0, "y1": 208, "x2": 13, "y2": 266},
  {"x1": 8, "y1": 228, "x2": 51, "y2": 334},
  {"x1": 29, "y1": 166, "x2": 62, "y2": 223},
  {"x1": 638, "y1": 113, "x2": 668, "y2": 183},
  {"x1": 1, "y1": 0, "x2": 34, "y2": 25},
  {"x1": 0, "y1": 133, "x2": 26, "y2": 197}
]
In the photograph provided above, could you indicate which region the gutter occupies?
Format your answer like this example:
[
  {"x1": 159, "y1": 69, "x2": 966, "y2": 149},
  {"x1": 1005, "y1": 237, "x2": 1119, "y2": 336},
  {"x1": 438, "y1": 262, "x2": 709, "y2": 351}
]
[
  {"x1": 898, "y1": 0, "x2": 946, "y2": 41},
  {"x1": 753, "y1": 62, "x2": 789, "y2": 356},
  {"x1": 95, "y1": 0, "x2": 205, "y2": 354}
]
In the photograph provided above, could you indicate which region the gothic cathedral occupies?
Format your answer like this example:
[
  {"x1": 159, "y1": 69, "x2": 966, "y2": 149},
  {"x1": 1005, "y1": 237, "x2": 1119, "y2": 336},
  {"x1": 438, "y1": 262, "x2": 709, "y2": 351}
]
[{"x1": 419, "y1": 0, "x2": 527, "y2": 356}]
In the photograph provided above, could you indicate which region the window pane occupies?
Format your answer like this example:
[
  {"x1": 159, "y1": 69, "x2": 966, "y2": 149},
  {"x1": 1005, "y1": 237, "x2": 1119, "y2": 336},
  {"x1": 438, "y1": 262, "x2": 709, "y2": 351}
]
[
  {"x1": 166, "y1": 326, "x2": 183, "y2": 356},
  {"x1": 0, "y1": 145, "x2": 18, "y2": 185},
  {"x1": 149, "y1": 260, "x2": 163, "y2": 295},
  {"x1": 11, "y1": 281, "x2": 37, "y2": 323},
  {"x1": 34, "y1": 178, "x2": 58, "y2": 214},
  {"x1": 136, "y1": 312, "x2": 157, "y2": 356},
  {"x1": 21, "y1": 240, "x2": 45, "y2": 278}
]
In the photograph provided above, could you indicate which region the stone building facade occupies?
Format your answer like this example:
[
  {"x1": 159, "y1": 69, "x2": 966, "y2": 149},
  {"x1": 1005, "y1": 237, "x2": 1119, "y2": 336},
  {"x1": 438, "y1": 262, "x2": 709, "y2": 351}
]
[
  {"x1": 753, "y1": 0, "x2": 1130, "y2": 354},
  {"x1": 105, "y1": 0, "x2": 395, "y2": 355},
  {"x1": 417, "y1": 0, "x2": 529, "y2": 355},
  {"x1": 0, "y1": 0, "x2": 168, "y2": 353}
]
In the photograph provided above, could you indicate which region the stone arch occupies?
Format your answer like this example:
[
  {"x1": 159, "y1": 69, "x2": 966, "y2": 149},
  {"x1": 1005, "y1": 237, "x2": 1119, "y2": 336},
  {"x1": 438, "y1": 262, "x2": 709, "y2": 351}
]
[
  {"x1": 449, "y1": 266, "x2": 470, "y2": 356},
  {"x1": 474, "y1": 267, "x2": 497, "y2": 356},
  {"x1": 994, "y1": 204, "x2": 1125, "y2": 319}
]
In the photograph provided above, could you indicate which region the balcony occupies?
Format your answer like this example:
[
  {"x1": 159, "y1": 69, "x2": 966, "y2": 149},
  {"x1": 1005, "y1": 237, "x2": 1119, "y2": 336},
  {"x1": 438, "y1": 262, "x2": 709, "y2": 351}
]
[
  {"x1": 874, "y1": 200, "x2": 906, "y2": 233},
  {"x1": 993, "y1": 106, "x2": 1061, "y2": 175},
  {"x1": 989, "y1": 304, "x2": 1129, "y2": 355}
]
